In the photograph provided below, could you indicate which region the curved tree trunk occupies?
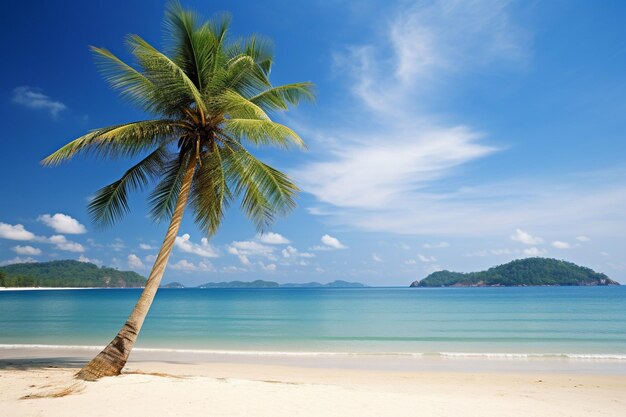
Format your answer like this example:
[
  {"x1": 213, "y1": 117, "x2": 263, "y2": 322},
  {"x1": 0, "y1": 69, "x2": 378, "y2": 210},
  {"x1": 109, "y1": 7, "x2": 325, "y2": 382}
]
[{"x1": 76, "y1": 158, "x2": 196, "y2": 381}]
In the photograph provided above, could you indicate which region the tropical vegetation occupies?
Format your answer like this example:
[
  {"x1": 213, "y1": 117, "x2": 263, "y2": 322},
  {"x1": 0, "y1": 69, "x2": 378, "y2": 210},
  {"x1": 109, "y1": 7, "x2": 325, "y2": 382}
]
[
  {"x1": 412, "y1": 258, "x2": 618, "y2": 287},
  {"x1": 43, "y1": 3, "x2": 313, "y2": 380},
  {"x1": 0, "y1": 260, "x2": 145, "y2": 287}
]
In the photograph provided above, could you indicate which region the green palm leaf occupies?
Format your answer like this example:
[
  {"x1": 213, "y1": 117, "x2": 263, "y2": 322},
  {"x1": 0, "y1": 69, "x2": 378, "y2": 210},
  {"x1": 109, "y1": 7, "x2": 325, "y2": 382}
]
[
  {"x1": 88, "y1": 146, "x2": 170, "y2": 227},
  {"x1": 42, "y1": 120, "x2": 181, "y2": 166}
]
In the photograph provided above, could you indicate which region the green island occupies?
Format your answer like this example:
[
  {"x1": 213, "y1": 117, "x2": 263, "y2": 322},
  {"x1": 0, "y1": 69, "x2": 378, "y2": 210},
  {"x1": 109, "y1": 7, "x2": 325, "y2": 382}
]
[
  {"x1": 411, "y1": 257, "x2": 619, "y2": 287},
  {"x1": 0, "y1": 260, "x2": 146, "y2": 288},
  {"x1": 184, "y1": 280, "x2": 365, "y2": 288},
  {"x1": 0, "y1": 261, "x2": 365, "y2": 288}
]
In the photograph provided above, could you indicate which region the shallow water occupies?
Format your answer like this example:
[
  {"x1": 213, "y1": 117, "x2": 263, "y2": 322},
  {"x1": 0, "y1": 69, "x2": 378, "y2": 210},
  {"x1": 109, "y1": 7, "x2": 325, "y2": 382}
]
[{"x1": 1, "y1": 286, "x2": 625, "y2": 357}]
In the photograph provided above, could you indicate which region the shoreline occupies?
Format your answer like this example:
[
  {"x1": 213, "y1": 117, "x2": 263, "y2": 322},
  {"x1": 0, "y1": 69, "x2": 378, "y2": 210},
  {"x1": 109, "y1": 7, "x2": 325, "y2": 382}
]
[
  {"x1": 2, "y1": 344, "x2": 626, "y2": 375},
  {"x1": 1, "y1": 361, "x2": 625, "y2": 416}
]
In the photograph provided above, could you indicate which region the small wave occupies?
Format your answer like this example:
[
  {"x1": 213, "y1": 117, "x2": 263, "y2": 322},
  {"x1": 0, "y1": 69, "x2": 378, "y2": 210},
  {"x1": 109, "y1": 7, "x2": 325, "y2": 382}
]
[{"x1": 1, "y1": 344, "x2": 625, "y2": 361}]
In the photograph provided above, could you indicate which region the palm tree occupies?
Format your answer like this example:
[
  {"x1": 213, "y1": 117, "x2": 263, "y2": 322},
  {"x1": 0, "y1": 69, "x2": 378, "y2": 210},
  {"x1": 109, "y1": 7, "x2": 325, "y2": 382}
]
[{"x1": 43, "y1": 3, "x2": 313, "y2": 381}]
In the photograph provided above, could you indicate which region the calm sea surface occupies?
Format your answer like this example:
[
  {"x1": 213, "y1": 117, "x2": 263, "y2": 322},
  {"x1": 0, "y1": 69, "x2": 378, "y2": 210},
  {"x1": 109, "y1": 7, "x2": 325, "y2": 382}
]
[{"x1": 1, "y1": 287, "x2": 625, "y2": 357}]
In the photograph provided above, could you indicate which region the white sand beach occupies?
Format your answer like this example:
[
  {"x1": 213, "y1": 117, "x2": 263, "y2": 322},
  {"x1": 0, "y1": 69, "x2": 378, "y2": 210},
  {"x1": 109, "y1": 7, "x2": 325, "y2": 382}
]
[{"x1": 1, "y1": 352, "x2": 625, "y2": 417}]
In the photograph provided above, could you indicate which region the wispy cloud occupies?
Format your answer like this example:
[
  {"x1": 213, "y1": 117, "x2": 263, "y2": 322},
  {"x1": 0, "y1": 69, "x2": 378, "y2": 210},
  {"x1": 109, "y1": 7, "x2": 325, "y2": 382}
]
[
  {"x1": 12, "y1": 86, "x2": 67, "y2": 118},
  {"x1": 294, "y1": 0, "x2": 535, "y2": 237}
]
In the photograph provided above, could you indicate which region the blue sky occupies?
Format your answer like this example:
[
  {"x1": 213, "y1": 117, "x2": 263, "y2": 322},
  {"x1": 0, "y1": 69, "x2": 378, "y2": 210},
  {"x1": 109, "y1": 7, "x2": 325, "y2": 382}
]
[{"x1": 1, "y1": 0, "x2": 626, "y2": 285}]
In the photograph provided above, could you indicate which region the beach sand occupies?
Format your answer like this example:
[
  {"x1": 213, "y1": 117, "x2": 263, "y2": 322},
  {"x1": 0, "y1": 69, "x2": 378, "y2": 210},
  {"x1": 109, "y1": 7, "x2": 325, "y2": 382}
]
[{"x1": 1, "y1": 358, "x2": 625, "y2": 417}]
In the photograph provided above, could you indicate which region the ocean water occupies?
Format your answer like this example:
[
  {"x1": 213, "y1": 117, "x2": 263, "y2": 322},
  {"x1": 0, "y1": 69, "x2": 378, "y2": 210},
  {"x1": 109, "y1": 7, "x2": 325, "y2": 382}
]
[{"x1": 1, "y1": 287, "x2": 625, "y2": 358}]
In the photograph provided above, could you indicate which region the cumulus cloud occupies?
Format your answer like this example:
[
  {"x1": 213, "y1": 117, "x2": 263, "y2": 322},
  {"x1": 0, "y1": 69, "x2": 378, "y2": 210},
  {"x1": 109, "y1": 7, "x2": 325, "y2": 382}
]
[
  {"x1": 12, "y1": 245, "x2": 41, "y2": 256},
  {"x1": 576, "y1": 236, "x2": 590, "y2": 242},
  {"x1": 227, "y1": 241, "x2": 274, "y2": 257},
  {"x1": 139, "y1": 243, "x2": 155, "y2": 250},
  {"x1": 281, "y1": 246, "x2": 315, "y2": 259},
  {"x1": 170, "y1": 259, "x2": 214, "y2": 272},
  {"x1": 312, "y1": 234, "x2": 347, "y2": 251},
  {"x1": 551, "y1": 241, "x2": 571, "y2": 249},
  {"x1": 523, "y1": 247, "x2": 545, "y2": 256},
  {"x1": 0, "y1": 223, "x2": 36, "y2": 241},
  {"x1": 372, "y1": 253, "x2": 382, "y2": 262},
  {"x1": 38, "y1": 213, "x2": 86, "y2": 234},
  {"x1": 257, "y1": 232, "x2": 290, "y2": 245},
  {"x1": 12, "y1": 86, "x2": 67, "y2": 118},
  {"x1": 260, "y1": 262, "x2": 277, "y2": 272},
  {"x1": 47, "y1": 235, "x2": 85, "y2": 253},
  {"x1": 127, "y1": 254, "x2": 145, "y2": 269},
  {"x1": 78, "y1": 255, "x2": 102, "y2": 266},
  {"x1": 511, "y1": 229, "x2": 543, "y2": 245},
  {"x1": 175, "y1": 234, "x2": 219, "y2": 258}
]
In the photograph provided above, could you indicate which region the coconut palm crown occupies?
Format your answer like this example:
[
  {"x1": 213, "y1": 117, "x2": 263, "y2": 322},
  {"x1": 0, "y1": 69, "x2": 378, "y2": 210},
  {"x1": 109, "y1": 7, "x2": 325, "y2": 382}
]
[{"x1": 43, "y1": 3, "x2": 313, "y2": 380}]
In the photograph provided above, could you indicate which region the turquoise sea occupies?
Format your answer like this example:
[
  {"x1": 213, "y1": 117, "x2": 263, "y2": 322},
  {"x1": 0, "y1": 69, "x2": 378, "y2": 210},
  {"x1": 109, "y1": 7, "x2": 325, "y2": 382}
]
[{"x1": 1, "y1": 287, "x2": 625, "y2": 358}]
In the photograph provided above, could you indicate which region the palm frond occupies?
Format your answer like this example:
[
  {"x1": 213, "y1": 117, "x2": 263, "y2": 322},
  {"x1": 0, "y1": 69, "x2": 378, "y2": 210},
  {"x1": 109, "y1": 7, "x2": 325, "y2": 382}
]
[
  {"x1": 190, "y1": 144, "x2": 232, "y2": 236},
  {"x1": 249, "y1": 82, "x2": 315, "y2": 111},
  {"x1": 42, "y1": 120, "x2": 181, "y2": 166},
  {"x1": 91, "y1": 47, "x2": 169, "y2": 115},
  {"x1": 221, "y1": 118, "x2": 306, "y2": 148},
  {"x1": 220, "y1": 141, "x2": 298, "y2": 231},
  {"x1": 164, "y1": 2, "x2": 215, "y2": 93},
  {"x1": 214, "y1": 89, "x2": 270, "y2": 120},
  {"x1": 88, "y1": 147, "x2": 170, "y2": 227},
  {"x1": 128, "y1": 34, "x2": 208, "y2": 115},
  {"x1": 148, "y1": 152, "x2": 193, "y2": 222}
]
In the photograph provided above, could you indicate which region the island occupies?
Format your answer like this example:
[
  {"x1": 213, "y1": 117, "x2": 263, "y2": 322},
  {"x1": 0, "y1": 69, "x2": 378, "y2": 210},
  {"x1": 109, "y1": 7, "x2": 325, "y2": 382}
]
[
  {"x1": 198, "y1": 280, "x2": 366, "y2": 288},
  {"x1": 0, "y1": 260, "x2": 146, "y2": 288},
  {"x1": 410, "y1": 257, "x2": 619, "y2": 287},
  {"x1": 161, "y1": 282, "x2": 185, "y2": 288}
]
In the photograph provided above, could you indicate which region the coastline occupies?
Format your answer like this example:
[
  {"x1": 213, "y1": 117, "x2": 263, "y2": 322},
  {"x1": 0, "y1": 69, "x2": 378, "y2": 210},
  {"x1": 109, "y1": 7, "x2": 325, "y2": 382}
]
[
  {"x1": 1, "y1": 358, "x2": 625, "y2": 416},
  {"x1": 2, "y1": 344, "x2": 626, "y2": 375}
]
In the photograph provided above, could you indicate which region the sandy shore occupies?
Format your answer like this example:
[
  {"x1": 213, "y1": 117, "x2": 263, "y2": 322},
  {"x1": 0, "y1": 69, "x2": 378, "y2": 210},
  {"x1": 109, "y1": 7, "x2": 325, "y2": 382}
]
[{"x1": 1, "y1": 359, "x2": 625, "y2": 417}]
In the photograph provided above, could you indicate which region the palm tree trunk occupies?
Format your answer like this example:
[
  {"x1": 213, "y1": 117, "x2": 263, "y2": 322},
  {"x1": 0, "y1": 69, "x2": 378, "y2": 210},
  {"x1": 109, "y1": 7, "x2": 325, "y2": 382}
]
[{"x1": 76, "y1": 158, "x2": 196, "y2": 381}]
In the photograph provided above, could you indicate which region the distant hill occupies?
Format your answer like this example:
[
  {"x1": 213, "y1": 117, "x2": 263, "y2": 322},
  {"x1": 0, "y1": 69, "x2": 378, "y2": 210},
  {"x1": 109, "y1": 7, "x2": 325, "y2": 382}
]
[
  {"x1": 161, "y1": 282, "x2": 185, "y2": 288},
  {"x1": 0, "y1": 260, "x2": 146, "y2": 288},
  {"x1": 198, "y1": 280, "x2": 279, "y2": 288},
  {"x1": 197, "y1": 280, "x2": 366, "y2": 288},
  {"x1": 282, "y1": 280, "x2": 365, "y2": 288},
  {"x1": 411, "y1": 258, "x2": 619, "y2": 287}
]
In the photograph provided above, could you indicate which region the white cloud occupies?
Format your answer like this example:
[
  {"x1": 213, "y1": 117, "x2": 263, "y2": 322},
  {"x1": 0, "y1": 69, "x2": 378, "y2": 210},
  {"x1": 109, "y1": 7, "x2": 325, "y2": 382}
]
[
  {"x1": 170, "y1": 259, "x2": 214, "y2": 272},
  {"x1": 511, "y1": 229, "x2": 543, "y2": 245},
  {"x1": 0, "y1": 223, "x2": 35, "y2": 241},
  {"x1": 127, "y1": 254, "x2": 145, "y2": 269},
  {"x1": 423, "y1": 242, "x2": 449, "y2": 249},
  {"x1": 237, "y1": 255, "x2": 251, "y2": 266},
  {"x1": 38, "y1": 213, "x2": 86, "y2": 234},
  {"x1": 12, "y1": 245, "x2": 41, "y2": 256},
  {"x1": 313, "y1": 234, "x2": 347, "y2": 250},
  {"x1": 372, "y1": 253, "x2": 382, "y2": 262},
  {"x1": 48, "y1": 235, "x2": 85, "y2": 253},
  {"x1": 281, "y1": 246, "x2": 315, "y2": 259},
  {"x1": 227, "y1": 240, "x2": 274, "y2": 257},
  {"x1": 417, "y1": 254, "x2": 437, "y2": 263},
  {"x1": 0, "y1": 256, "x2": 37, "y2": 266},
  {"x1": 12, "y1": 86, "x2": 67, "y2": 118},
  {"x1": 551, "y1": 241, "x2": 571, "y2": 249},
  {"x1": 108, "y1": 241, "x2": 126, "y2": 251},
  {"x1": 257, "y1": 232, "x2": 290, "y2": 245},
  {"x1": 523, "y1": 247, "x2": 545, "y2": 256},
  {"x1": 139, "y1": 243, "x2": 155, "y2": 250},
  {"x1": 576, "y1": 236, "x2": 590, "y2": 242},
  {"x1": 78, "y1": 255, "x2": 102, "y2": 266},
  {"x1": 405, "y1": 259, "x2": 417, "y2": 265},
  {"x1": 260, "y1": 262, "x2": 277, "y2": 272},
  {"x1": 175, "y1": 234, "x2": 219, "y2": 258}
]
